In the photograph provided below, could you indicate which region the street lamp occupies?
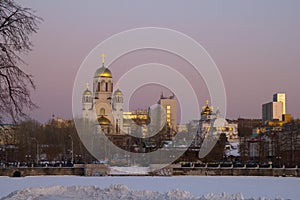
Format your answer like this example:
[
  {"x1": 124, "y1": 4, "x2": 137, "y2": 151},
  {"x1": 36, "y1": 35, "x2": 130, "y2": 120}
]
[
  {"x1": 75, "y1": 154, "x2": 82, "y2": 164},
  {"x1": 68, "y1": 135, "x2": 74, "y2": 165},
  {"x1": 25, "y1": 154, "x2": 31, "y2": 166}
]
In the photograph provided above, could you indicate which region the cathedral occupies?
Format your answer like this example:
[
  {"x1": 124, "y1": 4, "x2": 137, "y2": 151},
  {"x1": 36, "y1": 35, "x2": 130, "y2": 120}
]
[
  {"x1": 82, "y1": 54, "x2": 124, "y2": 134},
  {"x1": 82, "y1": 54, "x2": 178, "y2": 139}
]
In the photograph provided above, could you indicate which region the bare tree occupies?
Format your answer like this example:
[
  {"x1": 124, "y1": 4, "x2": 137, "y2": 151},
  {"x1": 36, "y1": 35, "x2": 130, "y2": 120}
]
[{"x1": 0, "y1": 0, "x2": 41, "y2": 122}]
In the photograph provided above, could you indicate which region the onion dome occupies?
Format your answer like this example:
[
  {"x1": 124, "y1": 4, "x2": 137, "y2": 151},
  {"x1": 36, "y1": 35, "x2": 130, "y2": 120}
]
[
  {"x1": 94, "y1": 53, "x2": 112, "y2": 78},
  {"x1": 98, "y1": 116, "x2": 111, "y2": 125},
  {"x1": 201, "y1": 100, "x2": 213, "y2": 115},
  {"x1": 83, "y1": 89, "x2": 92, "y2": 95},
  {"x1": 94, "y1": 66, "x2": 112, "y2": 78},
  {"x1": 83, "y1": 82, "x2": 92, "y2": 95},
  {"x1": 201, "y1": 106, "x2": 212, "y2": 115},
  {"x1": 114, "y1": 88, "x2": 123, "y2": 95}
]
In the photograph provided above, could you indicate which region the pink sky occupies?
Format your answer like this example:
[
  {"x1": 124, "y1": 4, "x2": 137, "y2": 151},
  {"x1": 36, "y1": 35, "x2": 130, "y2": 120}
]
[{"x1": 16, "y1": 0, "x2": 300, "y2": 122}]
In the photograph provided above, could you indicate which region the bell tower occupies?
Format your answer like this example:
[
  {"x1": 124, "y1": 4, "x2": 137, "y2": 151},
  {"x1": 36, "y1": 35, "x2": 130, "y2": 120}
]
[
  {"x1": 113, "y1": 86, "x2": 124, "y2": 134},
  {"x1": 92, "y1": 54, "x2": 114, "y2": 130},
  {"x1": 82, "y1": 83, "x2": 93, "y2": 119}
]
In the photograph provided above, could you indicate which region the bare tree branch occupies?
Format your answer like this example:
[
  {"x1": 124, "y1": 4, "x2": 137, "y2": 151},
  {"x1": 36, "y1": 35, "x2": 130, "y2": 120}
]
[{"x1": 0, "y1": 0, "x2": 42, "y2": 122}]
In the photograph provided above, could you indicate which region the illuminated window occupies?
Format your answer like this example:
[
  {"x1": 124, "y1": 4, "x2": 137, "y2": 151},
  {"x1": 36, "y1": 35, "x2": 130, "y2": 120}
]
[
  {"x1": 166, "y1": 105, "x2": 171, "y2": 126},
  {"x1": 100, "y1": 108, "x2": 105, "y2": 115}
]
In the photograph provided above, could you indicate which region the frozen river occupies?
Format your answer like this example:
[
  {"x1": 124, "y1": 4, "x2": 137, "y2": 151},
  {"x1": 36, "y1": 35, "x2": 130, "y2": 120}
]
[{"x1": 0, "y1": 176, "x2": 299, "y2": 199}]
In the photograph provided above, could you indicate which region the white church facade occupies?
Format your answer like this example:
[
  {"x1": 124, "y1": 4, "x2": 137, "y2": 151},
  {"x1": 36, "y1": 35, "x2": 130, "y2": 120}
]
[{"x1": 82, "y1": 54, "x2": 124, "y2": 134}]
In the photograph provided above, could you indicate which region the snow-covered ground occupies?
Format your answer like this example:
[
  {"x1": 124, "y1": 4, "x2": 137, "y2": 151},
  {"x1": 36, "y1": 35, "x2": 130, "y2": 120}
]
[
  {"x1": 109, "y1": 166, "x2": 149, "y2": 175},
  {"x1": 0, "y1": 176, "x2": 299, "y2": 199},
  {"x1": 1, "y1": 185, "x2": 247, "y2": 200}
]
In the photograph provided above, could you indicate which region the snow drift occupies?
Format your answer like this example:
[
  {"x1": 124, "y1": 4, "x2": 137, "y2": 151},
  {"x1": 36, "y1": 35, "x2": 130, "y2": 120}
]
[{"x1": 1, "y1": 184, "x2": 284, "y2": 200}]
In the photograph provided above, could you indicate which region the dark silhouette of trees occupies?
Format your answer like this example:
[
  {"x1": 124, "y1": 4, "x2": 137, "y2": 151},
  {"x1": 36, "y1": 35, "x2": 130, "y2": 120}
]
[
  {"x1": 202, "y1": 133, "x2": 228, "y2": 163},
  {"x1": 0, "y1": 0, "x2": 41, "y2": 122},
  {"x1": 15, "y1": 119, "x2": 41, "y2": 163},
  {"x1": 14, "y1": 119, "x2": 95, "y2": 165}
]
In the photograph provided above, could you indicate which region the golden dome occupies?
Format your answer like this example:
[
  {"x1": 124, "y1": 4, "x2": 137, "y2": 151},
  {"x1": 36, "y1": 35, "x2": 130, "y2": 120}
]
[
  {"x1": 83, "y1": 89, "x2": 92, "y2": 96},
  {"x1": 201, "y1": 105, "x2": 212, "y2": 115},
  {"x1": 98, "y1": 116, "x2": 111, "y2": 125},
  {"x1": 114, "y1": 89, "x2": 123, "y2": 95},
  {"x1": 201, "y1": 100, "x2": 212, "y2": 115},
  {"x1": 94, "y1": 66, "x2": 112, "y2": 78}
]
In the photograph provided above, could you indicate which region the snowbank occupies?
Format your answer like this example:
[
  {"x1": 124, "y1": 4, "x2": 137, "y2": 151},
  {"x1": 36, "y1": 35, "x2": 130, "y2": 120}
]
[
  {"x1": 1, "y1": 184, "x2": 263, "y2": 200},
  {"x1": 0, "y1": 176, "x2": 298, "y2": 199}
]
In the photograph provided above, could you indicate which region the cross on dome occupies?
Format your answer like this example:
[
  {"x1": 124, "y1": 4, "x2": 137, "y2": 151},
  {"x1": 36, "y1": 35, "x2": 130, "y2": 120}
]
[{"x1": 101, "y1": 53, "x2": 106, "y2": 65}]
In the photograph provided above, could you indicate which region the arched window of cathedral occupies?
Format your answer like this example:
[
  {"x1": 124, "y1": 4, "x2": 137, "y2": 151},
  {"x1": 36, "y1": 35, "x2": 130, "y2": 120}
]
[
  {"x1": 108, "y1": 81, "x2": 111, "y2": 92},
  {"x1": 111, "y1": 83, "x2": 113, "y2": 92},
  {"x1": 116, "y1": 119, "x2": 119, "y2": 133},
  {"x1": 105, "y1": 82, "x2": 108, "y2": 92},
  {"x1": 100, "y1": 108, "x2": 105, "y2": 115},
  {"x1": 101, "y1": 80, "x2": 105, "y2": 91},
  {"x1": 97, "y1": 82, "x2": 100, "y2": 92}
]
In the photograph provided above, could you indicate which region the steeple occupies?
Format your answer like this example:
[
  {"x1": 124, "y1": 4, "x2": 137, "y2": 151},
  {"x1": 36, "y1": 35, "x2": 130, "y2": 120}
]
[
  {"x1": 94, "y1": 53, "x2": 112, "y2": 78},
  {"x1": 83, "y1": 82, "x2": 92, "y2": 96},
  {"x1": 201, "y1": 100, "x2": 213, "y2": 116},
  {"x1": 82, "y1": 82, "x2": 92, "y2": 111}
]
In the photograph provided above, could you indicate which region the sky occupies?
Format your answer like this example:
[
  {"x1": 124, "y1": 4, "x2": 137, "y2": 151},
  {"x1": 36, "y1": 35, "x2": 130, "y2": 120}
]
[{"x1": 16, "y1": 0, "x2": 300, "y2": 123}]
